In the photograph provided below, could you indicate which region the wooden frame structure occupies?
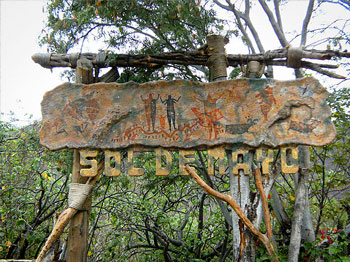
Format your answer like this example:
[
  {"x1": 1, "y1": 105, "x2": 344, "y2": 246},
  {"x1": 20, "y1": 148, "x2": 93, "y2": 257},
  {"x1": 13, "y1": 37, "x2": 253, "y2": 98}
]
[{"x1": 32, "y1": 35, "x2": 341, "y2": 262}]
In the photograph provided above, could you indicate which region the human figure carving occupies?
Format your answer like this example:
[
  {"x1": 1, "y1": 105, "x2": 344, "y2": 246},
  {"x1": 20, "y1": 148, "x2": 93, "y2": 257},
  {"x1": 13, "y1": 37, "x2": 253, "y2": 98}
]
[
  {"x1": 160, "y1": 95, "x2": 181, "y2": 131},
  {"x1": 193, "y1": 93, "x2": 227, "y2": 139},
  {"x1": 141, "y1": 94, "x2": 159, "y2": 131},
  {"x1": 150, "y1": 94, "x2": 160, "y2": 131}
]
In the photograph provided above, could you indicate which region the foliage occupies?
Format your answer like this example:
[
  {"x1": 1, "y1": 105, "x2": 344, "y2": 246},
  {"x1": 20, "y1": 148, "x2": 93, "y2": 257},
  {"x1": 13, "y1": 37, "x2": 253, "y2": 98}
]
[
  {"x1": 0, "y1": 120, "x2": 72, "y2": 258},
  {"x1": 3, "y1": 0, "x2": 350, "y2": 261},
  {"x1": 86, "y1": 158, "x2": 232, "y2": 261},
  {"x1": 40, "y1": 0, "x2": 235, "y2": 81}
]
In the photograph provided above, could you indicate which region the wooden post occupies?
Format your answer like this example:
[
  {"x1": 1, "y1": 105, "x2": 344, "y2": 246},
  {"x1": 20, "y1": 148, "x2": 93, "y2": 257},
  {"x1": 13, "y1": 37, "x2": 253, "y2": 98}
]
[
  {"x1": 208, "y1": 36, "x2": 271, "y2": 260},
  {"x1": 67, "y1": 58, "x2": 94, "y2": 262},
  {"x1": 206, "y1": 35, "x2": 228, "y2": 81},
  {"x1": 208, "y1": 34, "x2": 251, "y2": 261},
  {"x1": 206, "y1": 35, "x2": 244, "y2": 260}
]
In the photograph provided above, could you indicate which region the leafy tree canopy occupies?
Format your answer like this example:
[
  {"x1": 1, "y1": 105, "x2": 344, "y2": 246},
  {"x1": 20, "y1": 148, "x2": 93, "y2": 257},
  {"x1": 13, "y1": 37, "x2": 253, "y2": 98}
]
[{"x1": 40, "y1": 0, "x2": 230, "y2": 53}]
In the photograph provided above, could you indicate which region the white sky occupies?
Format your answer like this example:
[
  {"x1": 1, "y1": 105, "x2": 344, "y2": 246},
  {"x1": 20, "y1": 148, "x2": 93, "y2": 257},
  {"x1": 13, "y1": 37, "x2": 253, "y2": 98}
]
[
  {"x1": 0, "y1": 0, "x2": 348, "y2": 125},
  {"x1": 0, "y1": 0, "x2": 62, "y2": 125}
]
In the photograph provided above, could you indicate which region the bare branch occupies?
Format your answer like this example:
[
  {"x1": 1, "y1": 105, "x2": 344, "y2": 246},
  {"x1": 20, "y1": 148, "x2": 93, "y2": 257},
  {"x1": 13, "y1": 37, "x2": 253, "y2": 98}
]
[
  {"x1": 255, "y1": 167, "x2": 273, "y2": 241},
  {"x1": 213, "y1": 0, "x2": 231, "y2": 11},
  {"x1": 32, "y1": 48, "x2": 350, "y2": 79},
  {"x1": 274, "y1": 0, "x2": 283, "y2": 32},
  {"x1": 231, "y1": 4, "x2": 257, "y2": 54},
  {"x1": 258, "y1": 0, "x2": 289, "y2": 47},
  {"x1": 185, "y1": 165, "x2": 278, "y2": 261},
  {"x1": 300, "y1": 0, "x2": 315, "y2": 47}
]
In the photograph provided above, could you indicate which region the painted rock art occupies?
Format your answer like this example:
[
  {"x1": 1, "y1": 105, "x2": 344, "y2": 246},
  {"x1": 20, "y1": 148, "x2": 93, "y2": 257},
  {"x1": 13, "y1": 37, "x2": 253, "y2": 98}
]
[{"x1": 40, "y1": 77, "x2": 336, "y2": 150}]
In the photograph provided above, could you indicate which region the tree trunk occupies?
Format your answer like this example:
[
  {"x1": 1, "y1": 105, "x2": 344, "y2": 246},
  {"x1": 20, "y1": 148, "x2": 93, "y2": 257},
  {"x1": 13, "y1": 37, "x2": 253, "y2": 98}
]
[
  {"x1": 288, "y1": 146, "x2": 312, "y2": 262},
  {"x1": 298, "y1": 146, "x2": 315, "y2": 243},
  {"x1": 288, "y1": 169, "x2": 308, "y2": 262}
]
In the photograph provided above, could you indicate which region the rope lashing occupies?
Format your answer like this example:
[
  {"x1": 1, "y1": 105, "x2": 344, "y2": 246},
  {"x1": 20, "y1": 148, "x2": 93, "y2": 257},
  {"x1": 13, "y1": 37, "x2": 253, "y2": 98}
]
[
  {"x1": 287, "y1": 47, "x2": 303, "y2": 68},
  {"x1": 68, "y1": 183, "x2": 93, "y2": 211},
  {"x1": 69, "y1": 53, "x2": 81, "y2": 68}
]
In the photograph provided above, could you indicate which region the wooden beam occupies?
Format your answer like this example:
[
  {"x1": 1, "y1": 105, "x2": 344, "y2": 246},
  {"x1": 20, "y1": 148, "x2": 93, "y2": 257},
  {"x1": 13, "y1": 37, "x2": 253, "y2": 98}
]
[
  {"x1": 32, "y1": 48, "x2": 350, "y2": 79},
  {"x1": 67, "y1": 58, "x2": 94, "y2": 262}
]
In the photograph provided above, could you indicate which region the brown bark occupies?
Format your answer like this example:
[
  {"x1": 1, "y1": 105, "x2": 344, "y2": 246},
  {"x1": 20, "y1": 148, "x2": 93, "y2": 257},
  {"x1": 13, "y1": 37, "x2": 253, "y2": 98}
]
[
  {"x1": 36, "y1": 160, "x2": 103, "y2": 262},
  {"x1": 255, "y1": 167, "x2": 273, "y2": 241},
  {"x1": 184, "y1": 165, "x2": 278, "y2": 262},
  {"x1": 67, "y1": 59, "x2": 94, "y2": 262},
  {"x1": 32, "y1": 48, "x2": 350, "y2": 79}
]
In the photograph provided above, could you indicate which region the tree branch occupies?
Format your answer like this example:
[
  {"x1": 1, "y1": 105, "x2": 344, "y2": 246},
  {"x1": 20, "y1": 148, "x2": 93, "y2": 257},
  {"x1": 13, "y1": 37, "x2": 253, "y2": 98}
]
[
  {"x1": 274, "y1": 0, "x2": 283, "y2": 32},
  {"x1": 255, "y1": 167, "x2": 273, "y2": 241},
  {"x1": 184, "y1": 165, "x2": 278, "y2": 261},
  {"x1": 300, "y1": 0, "x2": 315, "y2": 47},
  {"x1": 36, "y1": 160, "x2": 104, "y2": 262},
  {"x1": 258, "y1": 0, "x2": 289, "y2": 47},
  {"x1": 32, "y1": 48, "x2": 350, "y2": 79}
]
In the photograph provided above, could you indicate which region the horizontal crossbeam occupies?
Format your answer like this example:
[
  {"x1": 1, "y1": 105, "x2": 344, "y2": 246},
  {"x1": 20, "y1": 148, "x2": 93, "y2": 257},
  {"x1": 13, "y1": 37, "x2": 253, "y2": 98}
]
[{"x1": 32, "y1": 48, "x2": 350, "y2": 79}]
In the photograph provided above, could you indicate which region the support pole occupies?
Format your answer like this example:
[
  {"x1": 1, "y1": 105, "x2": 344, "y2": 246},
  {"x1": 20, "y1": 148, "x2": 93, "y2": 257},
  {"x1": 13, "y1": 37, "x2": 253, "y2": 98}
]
[
  {"x1": 206, "y1": 35, "x2": 228, "y2": 81},
  {"x1": 287, "y1": 146, "x2": 312, "y2": 262},
  {"x1": 67, "y1": 58, "x2": 94, "y2": 262},
  {"x1": 206, "y1": 35, "x2": 246, "y2": 260}
]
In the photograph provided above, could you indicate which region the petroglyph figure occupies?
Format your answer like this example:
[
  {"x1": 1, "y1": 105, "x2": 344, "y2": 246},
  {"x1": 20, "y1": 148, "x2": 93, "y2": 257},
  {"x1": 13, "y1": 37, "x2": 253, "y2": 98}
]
[
  {"x1": 150, "y1": 95, "x2": 159, "y2": 131},
  {"x1": 140, "y1": 94, "x2": 153, "y2": 131},
  {"x1": 256, "y1": 86, "x2": 276, "y2": 122},
  {"x1": 160, "y1": 95, "x2": 181, "y2": 131},
  {"x1": 193, "y1": 93, "x2": 228, "y2": 140},
  {"x1": 289, "y1": 119, "x2": 320, "y2": 133}
]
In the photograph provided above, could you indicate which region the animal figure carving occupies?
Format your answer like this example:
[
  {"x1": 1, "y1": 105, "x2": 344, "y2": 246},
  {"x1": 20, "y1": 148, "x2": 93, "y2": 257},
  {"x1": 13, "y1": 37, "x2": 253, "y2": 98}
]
[
  {"x1": 289, "y1": 119, "x2": 320, "y2": 133},
  {"x1": 191, "y1": 107, "x2": 227, "y2": 140}
]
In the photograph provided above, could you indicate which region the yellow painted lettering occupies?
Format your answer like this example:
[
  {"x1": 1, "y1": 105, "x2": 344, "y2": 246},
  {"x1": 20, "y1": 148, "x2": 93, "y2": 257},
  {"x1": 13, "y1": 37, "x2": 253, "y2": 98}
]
[
  {"x1": 80, "y1": 150, "x2": 98, "y2": 177},
  {"x1": 232, "y1": 149, "x2": 251, "y2": 175},
  {"x1": 105, "y1": 150, "x2": 121, "y2": 176},
  {"x1": 127, "y1": 149, "x2": 144, "y2": 176},
  {"x1": 256, "y1": 148, "x2": 274, "y2": 175},
  {"x1": 208, "y1": 147, "x2": 226, "y2": 175},
  {"x1": 155, "y1": 148, "x2": 172, "y2": 176},
  {"x1": 281, "y1": 147, "x2": 299, "y2": 174},
  {"x1": 179, "y1": 150, "x2": 196, "y2": 176}
]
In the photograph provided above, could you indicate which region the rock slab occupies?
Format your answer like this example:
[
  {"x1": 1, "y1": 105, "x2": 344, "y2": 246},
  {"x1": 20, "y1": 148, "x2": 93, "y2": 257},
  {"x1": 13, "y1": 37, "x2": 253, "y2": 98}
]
[{"x1": 40, "y1": 77, "x2": 336, "y2": 150}]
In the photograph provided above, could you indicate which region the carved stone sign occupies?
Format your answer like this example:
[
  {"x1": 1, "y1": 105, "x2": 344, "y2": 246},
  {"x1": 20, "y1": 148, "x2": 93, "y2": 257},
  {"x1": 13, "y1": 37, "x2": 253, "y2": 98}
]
[{"x1": 40, "y1": 77, "x2": 336, "y2": 150}]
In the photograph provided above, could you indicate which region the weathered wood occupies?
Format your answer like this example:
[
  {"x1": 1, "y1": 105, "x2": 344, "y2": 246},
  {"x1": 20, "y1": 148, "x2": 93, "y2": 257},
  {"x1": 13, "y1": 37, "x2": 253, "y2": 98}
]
[
  {"x1": 255, "y1": 167, "x2": 273, "y2": 241},
  {"x1": 36, "y1": 160, "x2": 104, "y2": 262},
  {"x1": 32, "y1": 48, "x2": 350, "y2": 78},
  {"x1": 287, "y1": 169, "x2": 308, "y2": 262},
  {"x1": 67, "y1": 60, "x2": 94, "y2": 262},
  {"x1": 40, "y1": 77, "x2": 336, "y2": 150},
  {"x1": 185, "y1": 165, "x2": 278, "y2": 262},
  {"x1": 207, "y1": 35, "x2": 228, "y2": 80},
  {"x1": 37, "y1": 208, "x2": 77, "y2": 262},
  {"x1": 0, "y1": 260, "x2": 35, "y2": 262}
]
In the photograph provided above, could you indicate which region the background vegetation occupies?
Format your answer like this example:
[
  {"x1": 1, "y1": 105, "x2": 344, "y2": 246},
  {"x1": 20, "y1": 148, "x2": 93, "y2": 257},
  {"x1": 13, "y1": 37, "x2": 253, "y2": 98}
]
[{"x1": 1, "y1": 0, "x2": 350, "y2": 261}]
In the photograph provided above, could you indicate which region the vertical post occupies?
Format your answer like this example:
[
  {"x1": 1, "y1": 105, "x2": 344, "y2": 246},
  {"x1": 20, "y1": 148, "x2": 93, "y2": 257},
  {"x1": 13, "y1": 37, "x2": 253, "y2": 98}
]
[
  {"x1": 243, "y1": 61, "x2": 267, "y2": 262},
  {"x1": 207, "y1": 35, "x2": 228, "y2": 82},
  {"x1": 206, "y1": 35, "x2": 245, "y2": 260},
  {"x1": 67, "y1": 58, "x2": 94, "y2": 262},
  {"x1": 288, "y1": 146, "x2": 313, "y2": 262}
]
